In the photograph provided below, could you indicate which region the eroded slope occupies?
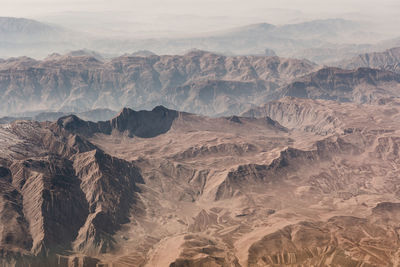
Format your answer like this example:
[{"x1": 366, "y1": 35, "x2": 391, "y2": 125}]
[{"x1": 1, "y1": 100, "x2": 400, "y2": 266}]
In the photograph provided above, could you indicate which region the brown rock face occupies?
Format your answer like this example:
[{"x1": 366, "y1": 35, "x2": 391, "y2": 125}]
[
  {"x1": 0, "y1": 108, "x2": 145, "y2": 266},
  {"x1": 10, "y1": 156, "x2": 89, "y2": 255},
  {"x1": 247, "y1": 216, "x2": 398, "y2": 266}
]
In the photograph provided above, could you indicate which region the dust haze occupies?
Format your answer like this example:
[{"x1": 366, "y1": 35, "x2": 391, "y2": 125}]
[{"x1": 2, "y1": 0, "x2": 400, "y2": 37}]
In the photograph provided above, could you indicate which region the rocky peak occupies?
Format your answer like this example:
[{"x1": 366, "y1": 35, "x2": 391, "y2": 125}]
[
  {"x1": 57, "y1": 115, "x2": 86, "y2": 130},
  {"x1": 55, "y1": 106, "x2": 179, "y2": 138},
  {"x1": 111, "y1": 106, "x2": 179, "y2": 138}
]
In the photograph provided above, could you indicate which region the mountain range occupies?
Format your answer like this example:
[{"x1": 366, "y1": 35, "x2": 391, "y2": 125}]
[
  {"x1": 0, "y1": 51, "x2": 317, "y2": 117},
  {"x1": 335, "y1": 46, "x2": 400, "y2": 73},
  {"x1": 0, "y1": 108, "x2": 117, "y2": 124},
  {"x1": 275, "y1": 67, "x2": 400, "y2": 103},
  {"x1": 2, "y1": 14, "x2": 400, "y2": 267},
  {"x1": 1, "y1": 98, "x2": 400, "y2": 266},
  {"x1": 0, "y1": 17, "x2": 84, "y2": 59},
  {"x1": 3, "y1": 49, "x2": 400, "y2": 118}
]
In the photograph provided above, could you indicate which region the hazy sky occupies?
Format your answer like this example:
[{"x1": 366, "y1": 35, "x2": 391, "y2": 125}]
[
  {"x1": 2, "y1": 0, "x2": 398, "y2": 15},
  {"x1": 1, "y1": 0, "x2": 399, "y2": 37}
]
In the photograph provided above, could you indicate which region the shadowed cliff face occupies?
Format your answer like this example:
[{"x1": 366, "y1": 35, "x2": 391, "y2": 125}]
[
  {"x1": 56, "y1": 105, "x2": 179, "y2": 138},
  {"x1": 9, "y1": 157, "x2": 89, "y2": 255},
  {"x1": 110, "y1": 106, "x2": 179, "y2": 138},
  {"x1": 0, "y1": 17, "x2": 386, "y2": 62}
]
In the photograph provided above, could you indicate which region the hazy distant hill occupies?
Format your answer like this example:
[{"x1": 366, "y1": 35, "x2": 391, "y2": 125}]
[
  {"x1": 102, "y1": 19, "x2": 375, "y2": 63},
  {"x1": 0, "y1": 17, "x2": 386, "y2": 63},
  {"x1": 335, "y1": 47, "x2": 400, "y2": 73},
  {"x1": 129, "y1": 50, "x2": 157, "y2": 57},
  {"x1": 0, "y1": 17, "x2": 86, "y2": 58},
  {"x1": 46, "y1": 49, "x2": 105, "y2": 61},
  {"x1": 219, "y1": 19, "x2": 362, "y2": 42},
  {"x1": 275, "y1": 19, "x2": 362, "y2": 40},
  {"x1": 0, "y1": 108, "x2": 118, "y2": 124},
  {"x1": 0, "y1": 17, "x2": 62, "y2": 42}
]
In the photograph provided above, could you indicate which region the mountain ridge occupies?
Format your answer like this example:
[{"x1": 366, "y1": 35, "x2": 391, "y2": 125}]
[
  {"x1": 0, "y1": 51, "x2": 317, "y2": 117},
  {"x1": 335, "y1": 46, "x2": 400, "y2": 73},
  {"x1": 274, "y1": 67, "x2": 400, "y2": 103}
]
